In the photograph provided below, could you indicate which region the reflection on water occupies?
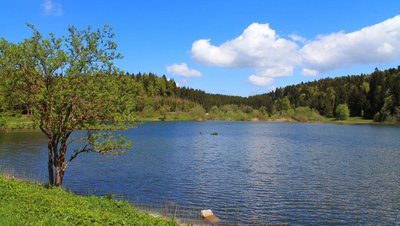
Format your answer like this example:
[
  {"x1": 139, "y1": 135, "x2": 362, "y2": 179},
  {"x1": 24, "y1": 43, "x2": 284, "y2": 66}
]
[{"x1": 1, "y1": 122, "x2": 400, "y2": 224}]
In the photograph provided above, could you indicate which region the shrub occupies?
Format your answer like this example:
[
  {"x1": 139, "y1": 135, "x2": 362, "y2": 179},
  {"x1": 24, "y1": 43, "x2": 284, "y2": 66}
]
[
  {"x1": 0, "y1": 117, "x2": 6, "y2": 126},
  {"x1": 335, "y1": 104, "x2": 350, "y2": 120},
  {"x1": 189, "y1": 105, "x2": 205, "y2": 120},
  {"x1": 291, "y1": 107, "x2": 323, "y2": 122}
]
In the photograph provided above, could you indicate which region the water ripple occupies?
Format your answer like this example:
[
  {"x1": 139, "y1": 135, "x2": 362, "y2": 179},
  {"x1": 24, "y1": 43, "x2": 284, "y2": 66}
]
[{"x1": 1, "y1": 122, "x2": 400, "y2": 224}]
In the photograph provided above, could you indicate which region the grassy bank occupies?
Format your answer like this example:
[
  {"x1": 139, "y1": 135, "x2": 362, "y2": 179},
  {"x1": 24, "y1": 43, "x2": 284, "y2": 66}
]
[
  {"x1": 321, "y1": 117, "x2": 377, "y2": 125},
  {"x1": 0, "y1": 176, "x2": 177, "y2": 225},
  {"x1": 0, "y1": 115, "x2": 37, "y2": 130}
]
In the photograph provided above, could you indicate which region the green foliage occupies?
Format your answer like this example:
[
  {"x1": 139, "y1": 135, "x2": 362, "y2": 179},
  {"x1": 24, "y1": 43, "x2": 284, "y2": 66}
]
[
  {"x1": 0, "y1": 176, "x2": 177, "y2": 225},
  {"x1": 0, "y1": 117, "x2": 6, "y2": 127},
  {"x1": 374, "y1": 92, "x2": 395, "y2": 122},
  {"x1": 0, "y1": 115, "x2": 36, "y2": 129},
  {"x1": 189, "y1": 105, "x2": 205, "y2": 120},
  {"x1": 87, "y1": 131, "x2": 132, "y2": 155},
  {"x1": 279, "y1": 96, "x2": 292, "y2": 112},
  {"x1": 178, "y1": 67, "x2": 400, "y2": 123},
  {"x1": 0, "y1": 24, "x2": 133, "y2": 187},
  {"x1": 335, "y1": 104, "x2": 350, "y2": 120},
  {"x1": 290, "y1": 107, "x2": 323, "y2": 122},
  {"x1": 159, "y1": 105, "x2": 171, "y2": 121}
]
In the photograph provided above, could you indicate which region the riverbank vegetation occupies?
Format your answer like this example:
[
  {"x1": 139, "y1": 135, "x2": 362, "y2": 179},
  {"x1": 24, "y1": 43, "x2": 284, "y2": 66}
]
[
  {"x1": 0, "y1": 176, "x2": 176, "y2": 225},
  {"x1": 1, "y1": 68, "x2": 400, "y2": 127}
]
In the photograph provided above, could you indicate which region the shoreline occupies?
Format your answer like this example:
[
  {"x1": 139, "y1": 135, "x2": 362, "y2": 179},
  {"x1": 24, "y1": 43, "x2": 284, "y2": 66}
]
[{"x1": 1, "y1": 116, "x2": 397, "y2": 132}]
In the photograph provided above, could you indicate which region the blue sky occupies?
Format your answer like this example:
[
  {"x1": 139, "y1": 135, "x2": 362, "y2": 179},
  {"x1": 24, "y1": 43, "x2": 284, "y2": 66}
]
[{"x1": 1, "y1": 1, "x2": 399, "y2": 96}]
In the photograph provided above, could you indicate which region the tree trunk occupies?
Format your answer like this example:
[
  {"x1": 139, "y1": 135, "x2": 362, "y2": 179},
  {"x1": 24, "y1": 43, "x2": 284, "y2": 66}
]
[
  {"x1": 55, "y1": 165, "x2": 64, "y2": 188},
  {"x1": 47, "y1": 140, "x2": 54, "y2": 185},
  {"x1": 55, "y1": 141, "x2": 68, "y2": 188}
]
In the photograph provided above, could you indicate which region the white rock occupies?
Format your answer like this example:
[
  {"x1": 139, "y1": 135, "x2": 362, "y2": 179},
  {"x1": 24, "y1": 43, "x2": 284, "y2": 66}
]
[{"x1": 200, "y1": 209, "x2": 214, "y2": 218}]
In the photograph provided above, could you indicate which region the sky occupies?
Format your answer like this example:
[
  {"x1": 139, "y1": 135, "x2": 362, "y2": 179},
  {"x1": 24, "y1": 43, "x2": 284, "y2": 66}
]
[{"x1": 1, "y1": 0, "x2": 399, "y2": 96}]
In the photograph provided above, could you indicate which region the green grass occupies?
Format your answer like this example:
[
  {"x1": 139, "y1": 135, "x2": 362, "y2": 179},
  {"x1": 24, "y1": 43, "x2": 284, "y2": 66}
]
[
  {"x1": 0, "y1": 176, "x2": 177, "y2": 226},
  {"x1": 0, "y1": 115, "x2": 37, "y2": 130},
  {"x1": 321, "y1": 117, "x2": 377, "y2": 125}
]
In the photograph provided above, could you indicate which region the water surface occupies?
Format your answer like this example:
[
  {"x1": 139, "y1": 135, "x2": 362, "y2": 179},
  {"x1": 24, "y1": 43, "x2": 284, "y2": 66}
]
[{"x1": 1, "y1": 122, "x2": 400, "y2": 224}]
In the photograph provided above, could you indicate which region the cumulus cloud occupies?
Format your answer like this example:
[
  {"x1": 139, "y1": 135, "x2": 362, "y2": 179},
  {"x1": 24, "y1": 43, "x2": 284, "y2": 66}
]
[
  {"x1": 301, "y1": 15, "x2": 400, "y2": 74},
  {"x1": 41, "y1": 0, "x2": 63, "y2": 16},
  {"x1": 191, "y1": 15, "x2": 400, "y2": 86},
  {"x1": 192, "y1": 23, "x2": 300, "y2": 85},
  {"x1": 289, "y1": 33, "x2": 308, "y2": 44},
  {"x1": 166, "y1": 63, "x2": 202, "y2": 77}
]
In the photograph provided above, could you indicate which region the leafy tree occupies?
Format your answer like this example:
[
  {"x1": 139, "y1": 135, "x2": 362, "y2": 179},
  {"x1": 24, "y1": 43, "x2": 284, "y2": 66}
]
[
  {"x1": 335, "y1": 104, "x2": 350, "y2": 120},
  {"x1": 279, "y1": 96, "x2": 292, "y2": 112},
  {"x1": 159, "y1": 105, "x2": 170, "y2": 121},
  {"x1": 208, "y1": 105, "x2": 221, "y2": 119},
  {"x1": 322, "y1": 87, "x2": 335, "y2": 117},
  {"x1": 0, "y1": 25, "x2": 131, "y2": 188},
  {"x1": 374, "y1": 91, "x2": 394, "y2": 122},
  {"x1": 189, "y1": 105, "x2": 205, "y2": 120}
]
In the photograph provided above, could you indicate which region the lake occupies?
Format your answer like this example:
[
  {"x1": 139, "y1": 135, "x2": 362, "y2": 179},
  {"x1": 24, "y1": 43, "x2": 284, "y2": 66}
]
[{"x1": 1, "y1": 121, "x2": 400, "y2": 224}]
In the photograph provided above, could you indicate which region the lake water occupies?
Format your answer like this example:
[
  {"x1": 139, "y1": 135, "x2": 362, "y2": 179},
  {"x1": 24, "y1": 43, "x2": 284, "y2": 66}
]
[{"x1": 1, "y1": 121, "x2": 400, "y2": 224}]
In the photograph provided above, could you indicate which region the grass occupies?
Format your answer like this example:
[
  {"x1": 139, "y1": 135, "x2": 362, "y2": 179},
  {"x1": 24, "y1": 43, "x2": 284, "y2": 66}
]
[
  {"x1": 0, "y1": 115, "x2": 37, "y2": 130},
  {"x1": 0, "y1": 176, "x2": 177, "y2": 226},
  {"x1": 321, "y1": 117, "x2": 377, "y2": 125}
]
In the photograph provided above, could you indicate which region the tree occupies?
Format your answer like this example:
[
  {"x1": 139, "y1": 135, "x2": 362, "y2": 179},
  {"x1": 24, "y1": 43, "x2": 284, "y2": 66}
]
[
  {"x1": 278, "y1": 96, "x2": 292, "y2": 112},
  {"x1": 335, "y1": 104, "x2": 350, "y2": 120},
  {"x1": 322, "y1": 87, "x2": 336, "y2": 117},
  {"x1": 189, "y1": 105, "x2": 205, "y2": 120},
  {"x1": 0, "y1": 24, "x2": 131, "y2": 188},
  {"x1": 159, "y1": 105, "x2": 170, "y2": 121}
]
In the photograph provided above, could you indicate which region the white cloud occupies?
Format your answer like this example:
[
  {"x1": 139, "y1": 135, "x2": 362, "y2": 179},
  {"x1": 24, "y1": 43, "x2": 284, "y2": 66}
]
[
  {"x1": 301, "y1": 15, "x2": 400, "y2": 73},
  {"x1": 248, "y1": 75, "x2": 273, "y2": 86},
  {"x1": 166, "y1": 63, "x2": 202, "y2": 77},
  {"x1": 302, "y1": 68, "x2": 318, "y2": 76},
  {"x1": 191, "y1": 15, "x2": 400, "y2": 86},
  {"x1": 191, "y1": 22, "x2": 301, "y2": 86},
  {"x1": 41, "y1": 0, "x2": 63, "y2": 16},
  {"x1": 289, "y1": 33, "x2": 308, "y2": 44}
]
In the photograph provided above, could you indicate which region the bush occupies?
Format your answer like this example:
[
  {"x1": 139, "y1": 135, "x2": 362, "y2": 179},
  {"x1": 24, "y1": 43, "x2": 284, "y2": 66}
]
[
  {"x1": 291, "y1": 107, "x2": 323, "y2": 122},
  {"x1": 189, "y1": 105, "x2": 205, "y2": 120},
  {"x1": 0, "y1": 117, "x2": 6, "y2": 126},
  {"x1": 335, "y1": 104, "x2": 350, "y2": 120}
]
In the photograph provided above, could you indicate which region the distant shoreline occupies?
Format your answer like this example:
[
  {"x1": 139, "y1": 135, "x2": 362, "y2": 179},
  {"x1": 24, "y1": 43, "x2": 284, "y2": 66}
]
[{"x1": 1, "y1": 115, "x2": 398, "y2": 132}]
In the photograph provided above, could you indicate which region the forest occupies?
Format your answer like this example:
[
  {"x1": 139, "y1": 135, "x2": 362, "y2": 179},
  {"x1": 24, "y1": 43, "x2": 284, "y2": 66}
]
[
  {"x1": 1, "y1": 65, "x2": 400, "y2": 124},
  {"x1": 179, "y1": 67, "x2": 400, "y2": 122}
]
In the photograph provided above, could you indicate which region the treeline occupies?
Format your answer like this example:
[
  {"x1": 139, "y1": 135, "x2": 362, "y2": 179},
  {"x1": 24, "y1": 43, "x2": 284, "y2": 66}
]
[
  {"x1": 178, "y1": 67, "x2": 400, "y2": 122},
  {"x1": 0, "y1": 71, "x2": 203, "y2": 121},
  {"x1": 1, "y1": 57, "x2": 400, "y2": 122},
  {"x1": 252, "y1": 67, "x2": 400, "y2": 121}
]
